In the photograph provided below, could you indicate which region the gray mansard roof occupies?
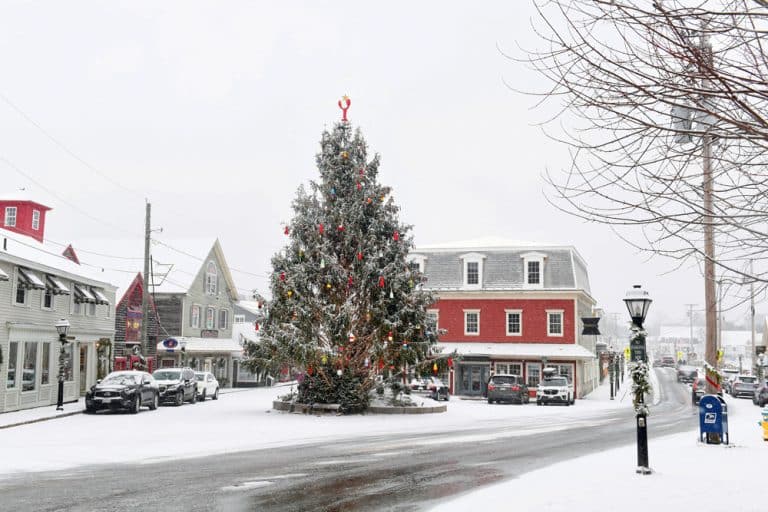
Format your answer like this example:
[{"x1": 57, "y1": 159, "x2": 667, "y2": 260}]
[{"x1": 411, "y1": 238, "x2": 591, "y2": 295}]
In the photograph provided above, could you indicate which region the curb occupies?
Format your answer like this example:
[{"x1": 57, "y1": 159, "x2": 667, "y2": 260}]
[
  {"x1": 0, "y1": 410, "x2": 82, "y2": 430},
  {"x1": 272, "y1": 400, "x2": 447, "y2": 415}
]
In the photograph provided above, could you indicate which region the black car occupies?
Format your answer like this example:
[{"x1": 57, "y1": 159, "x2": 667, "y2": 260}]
[
  {"x1": 753, "y1": 380, "x2": 768, "y2": 407},
  {"x1": 153, "y1": 368, "x2": 198, "y2": 406},
  {"x1": 487, "y1": 374, "x2": 530, "y2": 404},
  {"x1": 676, "y1": 366, "x2": 697, "y2": 384},
  {"x1": 85, "y1": 371, "x2": 159, "y2": 414}
]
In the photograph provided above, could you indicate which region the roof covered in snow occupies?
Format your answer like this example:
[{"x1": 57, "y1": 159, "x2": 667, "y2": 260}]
[
  {"x1": 436, "y1": 342, "x2": 596, "y2": 360},
  {"x1": 156, "y1": 336, "x2": 243, "y2": 355}
]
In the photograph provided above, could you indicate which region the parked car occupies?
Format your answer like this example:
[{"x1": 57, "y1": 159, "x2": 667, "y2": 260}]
[
  {"x1": 660, "y1": 356, "x2": 676, "y2": 368},
  {"x1": 752, "y1": 380, "x2": 768, "y2": 406},
  {"x1": 409, "y1": 378, "x2": 427, "y2": 391},
  {"x1": 722, "y1": 369, "x2": 740, "y2": 393},
  {"x1": 426, "y1": 377, "x2": 449, "y2": 401},
  {"x1": 487, "y1": 374, "x2": 530, "y2": 404},
  {"x1": 152, "y1": 367, "x2": 198, "y2": 406},
  {"x1": 676, "y1": 365, "x2": 697, "y2": 384},
  {"x1": 536, "y1": 376, "x2": 574, "y2": 406},
  {"x1": 195, "y1": 372, "x2": 220, "y2": 401},
  {"x1": 85, "y1": 371, "x2": 159, "y2": 414},
  {"x1": 730, "y1": 375, "x2": 759, "y2": 399},
  {"x1": 691, "y1": 377, "x2": 724, "y2": 405}
]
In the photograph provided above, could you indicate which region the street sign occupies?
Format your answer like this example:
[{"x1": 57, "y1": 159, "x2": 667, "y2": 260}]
[
  {"x1": 624, "y1": 347, "x2": 631, "y2": 360},
  {"x1": 630, "y1": 336, "x2": 646, "y2": 363}
]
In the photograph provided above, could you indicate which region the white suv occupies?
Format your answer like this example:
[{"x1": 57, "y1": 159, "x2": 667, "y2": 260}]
[
  {"x1": 536, "y1": 376, "x2": 575, "y2": 406},
  {"x1": 195, "y1": 371, "x2": 220, "y2": 401}
]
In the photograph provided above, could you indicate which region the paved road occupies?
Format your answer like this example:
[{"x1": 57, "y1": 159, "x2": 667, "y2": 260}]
[{"x1": 1, "y1": 369, "x2": 695, "y2": 512}]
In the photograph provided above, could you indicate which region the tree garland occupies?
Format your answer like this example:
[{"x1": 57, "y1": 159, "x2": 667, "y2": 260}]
[{"x1": 629, "y1": 327, "x2": 652, "y2": 416}]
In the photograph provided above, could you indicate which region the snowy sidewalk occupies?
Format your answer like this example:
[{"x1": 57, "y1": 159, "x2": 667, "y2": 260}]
[{"x1": 430, "y1": 391, "x2": 765, "y2": 512}]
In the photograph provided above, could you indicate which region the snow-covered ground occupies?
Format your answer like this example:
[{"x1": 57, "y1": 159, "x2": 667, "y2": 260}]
[
  {"x1": 1, "y1": 380, "x2": 633, "y2": 477},
  {"x1": 432, "y1": 389, "x2": 767, "y2": 512}
]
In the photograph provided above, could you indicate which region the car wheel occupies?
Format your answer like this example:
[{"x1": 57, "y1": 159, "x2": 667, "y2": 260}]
[
  {"x1": 200, "y1": 390, "x2": 206, "y2": 402},
  {"x1": 565, "y1": 399, "x2": 570, "y2": 407},
  {"x1": 190, "y1": 390, "x2": 197, "y2": 404},
  {"x1": 149, "y1": 393, "x2": 159, "y2": 411},
  {"x1": 85, "y1": 404, "x2": 96, "y2": 414},
  {"x1": 176, "y1": 390, "x2": 184, "y2": 406},
  {"x1": 213, "y1": 388, "x2": 219, "y2": 400},
  {"x1": 536, "y1": 400, "x2": 542, "y2": 406},
  {"x1": 131, "y1": 396, "x2": 141, "y2": 414}
]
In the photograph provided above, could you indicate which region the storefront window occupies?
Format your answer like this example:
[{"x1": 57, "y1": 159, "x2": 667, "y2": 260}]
[
  {"x1": 22, "y1": 342, "x2": 37, "y2": 391},
  {"x1": 557, "y1": 364, "x2": 574, "y2": 383},
  {"x1": 526, "y1": 363, "x2": 541, "y2": 388},
  {"x1": 41, "y1": 342, "x2": 51, "y2": 385},
  {"x1": 7, "y1": 342, "x2": 18, "y2": 389}
]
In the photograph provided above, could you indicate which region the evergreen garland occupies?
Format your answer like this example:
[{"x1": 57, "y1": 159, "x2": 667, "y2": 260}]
[{"x1": 629, "y1": 327, "x2": 652, "y2": 416}]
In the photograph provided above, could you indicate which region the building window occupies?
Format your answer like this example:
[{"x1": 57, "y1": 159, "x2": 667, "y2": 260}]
[
  {"x1": 42, "y1": 289, "x2": 54, "y2": 309},
  {"x1": 206, "y1": 307, "x2": 216, "y2": 329},
  {"x1": 6, "y1": 342, "x2": 18, "y2": 388},
  {"x1": 522, "y1": 252, "x2": 546, "y2": 289},
  {"x1": 460, "y1": 253, "x2": 485, "y2": 289},
  {"x1": 205, "y1": 261, "x2": 218, "y2": 295},
  {"x1": 234, "y1": 314, "x2": 246, "y2": 324},
  {"x1": 527, "y1": 261, "x2": 540, "y2": 284},
  {"x1": 22, "y1": 342, "x2": 37, "y2": 391},
  {"x1": 5, "y1": 206, "x2": 17, "y2": 227},
  {"x1": 15, "y1": 277, "x2": 26, "y2": 305},
  {"x1": 526, "y1": 362, "x2": 542, "y2": 388},
  {"x1": 219, "y1": 309, "x2": 229, "y2": 330},
  {"x1": 426, "y1": 309, "x2": 439, "y2": 333},
  {"x1": 32, "y1": 210, "x2": 40, "y2": 230},
  {"x1": 505, "y1": 310, "x2": 522, "y2": 336},
  {"x1": 554, "y1": 363, "x2": 574, "y2": 383},
  {"x1": 464, "y1": 310, "x2": 480, "y2": 335},
  {"x1": 87, "y1": 303, "x2": 97, "y2": 316},
  {"x1": 41, "y1": 342, "x2": 51, "y2": 385},
  {"x1": 191, "y1": 305, "x2": 201, "y2": 328},
  {"x1": 547, "y1": 310, "x2": 564, "y2": 337},
  {"x1": 73, "y1": 301, "x2": 82, "y2": 315}
]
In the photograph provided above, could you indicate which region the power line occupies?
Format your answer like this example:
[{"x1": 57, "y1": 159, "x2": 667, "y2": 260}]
[
  {"x1": 44, "y1": 238, "x2": 144, "y2": 261},
  {"x1": 151, "y1": 238, "x2": 270, "y2": 280}
]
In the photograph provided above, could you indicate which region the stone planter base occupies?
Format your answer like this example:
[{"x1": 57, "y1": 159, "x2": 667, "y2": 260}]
[{"x1": 272, "y1": 400, "x2": 447, "y2": 415}]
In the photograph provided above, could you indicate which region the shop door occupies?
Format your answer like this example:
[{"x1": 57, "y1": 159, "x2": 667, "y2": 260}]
[
  {"x1": 458, "y1": 364, "x2": 489, "y2": 396},
  {"x1": 79, "y1": 345, "x2": 88, "y2": 396}
]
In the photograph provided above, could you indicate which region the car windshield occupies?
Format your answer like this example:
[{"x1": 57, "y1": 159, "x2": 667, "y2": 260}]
[
  {"x1": 738, "y1": 377, "x2": 757, "y2": 383},
  {"x1": 542, "y1": 377, "x2": 567, "y2": 386},
  {"x1": 491, "y1": 376, "x2": 517, "y2": 385},
  {"x1": 102, "y1": 374, "x2": 140, "y2": 385},
  {"x1": 153, "y1": 370, "x2": 181, "y2": 380},
  {"x1": 195, "y1": 373, "x2": 205, "y2": 381}
]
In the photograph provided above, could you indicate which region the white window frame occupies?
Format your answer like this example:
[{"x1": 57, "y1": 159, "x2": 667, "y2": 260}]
[
  {"x1": 219, "y1": 309, "x2": 229, "y2": 330},
  {"x1": 407, "y1": 254, "x2": 428, "y2": 273},
  {"x1": 41, "y1": 288, "x2": 54, "y2": 310},
  {"x1": 5, "y1": 206, "x2": 17, "y2": 227},
  {"x1": 526, "y1": 362, "x2": 542, "y2": 388},
  {"x1": 14, "y1": 276, "x2": 27, "y2": 306},
  {"x1": 460, "y1": 253, "x2": 485, "y2": 290},
  {"x1": 206, "y1": 307, "x2": 216, "y2": 329},
  {"x1": 547, "y1": 309, "x2": 564, "y2": 337},
  {"x1": 521, "y1": 252, "x2": 546, "y2": 289},
  {"x1": 464, "y1": 309, "x2": 480, "y2": 336},
  {"x1": 31, "y1": 209, "x2": 40, "y2": 230},
  {"x1": 191, "y1": 305, "x2": 201, "y2": 329},
  {"x1": 205, "y1": 261, "x2": 218, "y2": 295},
  {"x1": 505, "y1": 309, "x2": 522, "y2": 336},
  {"x1": 234, "y1": 314, "x2": 246, "y2": 324}
]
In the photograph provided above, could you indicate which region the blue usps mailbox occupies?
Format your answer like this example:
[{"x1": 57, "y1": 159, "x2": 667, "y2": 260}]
[{"x1": 699, "y1": 394, "x2": 728, "y2": 445}]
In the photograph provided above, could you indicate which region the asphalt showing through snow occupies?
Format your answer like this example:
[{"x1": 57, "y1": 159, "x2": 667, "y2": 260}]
[{"x1": 0, "y1": 369, "x2": 696, "y2": 512}]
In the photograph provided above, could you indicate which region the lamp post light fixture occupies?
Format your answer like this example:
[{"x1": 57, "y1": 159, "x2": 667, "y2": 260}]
[
  {"x1": 54, "y1": 318, "x2": 71, "y2": 411},
  {"x1": 623, "y1": 285, "x2": 653, "y2": 475}
]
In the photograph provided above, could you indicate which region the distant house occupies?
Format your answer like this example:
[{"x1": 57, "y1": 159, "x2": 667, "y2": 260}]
[
  {"x1": 231, "y1": 300, "x2": 264, "y2": 386},
  {"x1": 0, "y1": 197, "x2": 116, "y2": 413},
  {"x1": 112, "y1": 273, "x2": 160, "y2": 372},
  {"x1": 412, "y1": 238, "x2": 599, "y2": 399},
  {"x1": 150, "y1": 239, "x2": 242, "y2": 387}
]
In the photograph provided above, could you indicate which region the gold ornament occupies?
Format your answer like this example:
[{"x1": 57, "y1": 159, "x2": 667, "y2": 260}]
[
  {"x1": 326, "y1": 282, "x2": 332, "y2": 289},
  {"x1": 287, "y1": 290, "x2": 293, "y2": 298},
  {"x1": 341, "y1": 151, "x2": 349, "y2": 159}
]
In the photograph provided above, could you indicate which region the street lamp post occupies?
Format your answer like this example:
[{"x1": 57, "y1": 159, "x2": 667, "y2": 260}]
[
  {"x1": 624, "y1": 285, "x2": 653, "y2": 475},
  {"x1": 55, "y1": 318, "x2": 71, "y2": 411}
]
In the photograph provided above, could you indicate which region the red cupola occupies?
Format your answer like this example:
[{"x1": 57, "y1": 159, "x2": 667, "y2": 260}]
[{"x1": 0, "y1": 198, "x2": 51, "y2": 243}]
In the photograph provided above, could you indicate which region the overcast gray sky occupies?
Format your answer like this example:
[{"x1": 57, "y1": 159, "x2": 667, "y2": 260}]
[{"x1": 0, "y1": 0, "x2": 756, "y2": 330}]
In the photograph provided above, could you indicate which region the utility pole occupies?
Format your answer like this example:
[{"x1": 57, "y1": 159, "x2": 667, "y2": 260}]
[
  {"x1": 685, "y1": 304, "x2": 697, "y2": 360},
  {"x1": 141, "y1": 201, "x2": 151, "y2": 358},
  {"x1": 750, "y1": 259, "x2": 756, "y2": 375}
]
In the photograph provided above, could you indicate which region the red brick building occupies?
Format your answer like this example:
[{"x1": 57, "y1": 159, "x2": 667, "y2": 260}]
[{"x1": 411, "y1": 239, "x2": 599, "y2": 399}]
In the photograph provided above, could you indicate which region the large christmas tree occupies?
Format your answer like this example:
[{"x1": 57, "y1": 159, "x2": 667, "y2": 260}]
[{"x1": 244, "y1": 97, "x2": 441, "y2": 413}]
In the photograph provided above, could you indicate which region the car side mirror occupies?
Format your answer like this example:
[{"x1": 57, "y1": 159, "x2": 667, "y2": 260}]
[{"x1": 96, "y1": 379, "x2": 102, "y2": 385}]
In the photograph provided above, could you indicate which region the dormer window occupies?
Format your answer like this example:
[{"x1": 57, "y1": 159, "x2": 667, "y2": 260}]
[
  {"x1": 32, "y1": 210, "x2": 40, "y2": 230},
  {"x1": 460, "y1": 253, "x2": 485, "y2": 289},
  {"x1": 205, "y1": 261, "x2": 217, "y2": 295},
  {"x1": 5, "y1": 207, "x2": 17, "y2": 227},
  {"x1": 522, "y1": 252, "x2": 546, "y2": 289},
  {"x1": 407, "y1": 254, "x2": 427, "y2": 274}
]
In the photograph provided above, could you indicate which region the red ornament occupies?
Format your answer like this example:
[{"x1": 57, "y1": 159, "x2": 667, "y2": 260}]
[
  {"x1": 338, "y1": 224, "x2": 345, "y2": 232},
  {"x1": 284, "y1": 226, "x2": 289, "y2": 235},
  {"x1": 279, "y1": 271, "x2": 286, "y2": 281},
  {"x1": 389, "y1": 365, "x2": 396, "y2": 370},
  {"x1": 357, "y1": 251, "x2": 363, "y2": 261},
  {"x1": 348, "y1": 276, "x2": 353, "y2": 287},
  {"x1": 393, "y1": 231, "x2": 400, "y2": 241},
  {"x1": 378, "y1": 276, "x2": 385, "y2": 288},
  {"x1": 387, "y1": 331, "x2": 393, "y2": 342},
  {"x1": 448, "y1": 357, "x2": 454, "y2": 368},
  {"x1": 356, "y1": 181, "x2": 362, "y2": 191},
  {"x1": 378, "y1": 360, "x2": 385, "y2": 370},
  {"x1": 254, "y1": 322, "x2": 259, "y2": 331},
  {"x1": 307, "y1": 366, "x2": 313, "y2": 375},
  {"x1": 338, "y1": 95, "x2": 351, "y2": 122},
  {"x1": 319, "y1": 223, "x2": 324, "y2": 235}
]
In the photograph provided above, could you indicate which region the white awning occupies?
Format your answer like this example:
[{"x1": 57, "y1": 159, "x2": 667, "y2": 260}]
[
  {"x1": 156, "y1": 337, "x2": 243, "y2": 356},
  {"x1": 92, "y1": 288, "x2": 110, "y2": 305},
  {"x1": 74, "y1": 283, "x2": 97, "y2": 304},
  {"x1": 436, "y1": 342, "x2": 596, "y2": 360},
  {"x1": 18, "y1": 267, "x2": 46, "y2": 289},
  {"x1": 46, "y1": 275, "x2": 71, "y2": 295}
]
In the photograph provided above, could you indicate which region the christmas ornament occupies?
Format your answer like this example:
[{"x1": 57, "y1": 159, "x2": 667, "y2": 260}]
[
  {"x1": 366, "y1": 197, "x2": 373, "y2": 204},
  {"x1": 378, "y1": 276, "x2": 385, "y2": 288},
  {"x1": 366, "y1": 311, "x2": 372, "y2": 322},
  {"x1": 254, "y1": 322, "x2": 259, "y2": 331},
  {"x1": 258, "y1": 300, "x2": 263, "y2": 309},
  {"x1": 338, "y1": 224, "x2": 345, "y2": 232},
  {"x1": 331, "y1": 187, "x2": 336, "y2": 196},
  {"x1": 347, "y1": 276, "x2": 353, "y2": 287},
  {"x1": 387, "y1": 331, "x2": 393, "y2": 342},
  {"x1": 337, "y1": 369, "x2": 343, "y2": 376},
  {"x1": 402, "y1": 340, "x2": 408, "y2": 348},
  {"x1": 338, "y1": 95, "x2": 351, "y2": 122},
  {"x1": 356, "y1": 181, "x2": 362, "y2": 191},
  {"x1": 359, "y1": 167, "x2": 364, "y2": 176},
  {"x1": 284, "y1": 226, "x2": 289, "y2": 235},
  {"x1": 357, "y1": 251, "x2": 363, "y2": 261},
  {"x1": 448, "y1": 357, "x2": 454, "y2": 368},
  {"x1": 319, "y1": 223, "x2": 325, "y2": 235},
  {"x1": 320, "y1": 257, "x2": 326, "y2": 269},
  {"x1": 378, "y1": 360, "x2": 385, "y2": 370},
  {"x1": 409, "y1": 279, "x2": 414, "y2": 288},
  {"x1": 389, "y1": 288, "x2": 394, "y2": 299},
  {"x1": 364, "y1": 358, "x2": 370, "y2": 368},
  {"x1": 279, "y1": 271, "x2": 286, "y2": 281},
  {"x1": 393, "y1": 231, "x2": 400, "y2": 241},
  {"x1": 348, "y1": 333, "x2": 356, "y2": 343},
  {"x1": 380, "y1": 195, "x2": 386, "y2": 202},
  {"x1": 287, "y1": 290, "x2": 293, "y2": 298},
  {"x1": 389, "y1": 365, "x2": 395, "y2": 370},
  {"x1": 322, "y1": 354, "x2": 328, "y2": 364},
  {"x1": 433, "y1": 362, "x2": 439, "y2": 374},
  {"x1": 341, "y1": 151, "x2": 349, "y2": 159},
  {"x1": 307, "y1": 366, "x2": 313, "y2": 376},
  {"x1": 326, "y1": 282, "x2": 332, "y2": 289}
]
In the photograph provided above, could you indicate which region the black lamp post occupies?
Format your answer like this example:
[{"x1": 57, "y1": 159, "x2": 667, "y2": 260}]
[
  {"x1": 624, "y1": 284, "x2": 653, "y2": 475},
  {"x1": 55, "y1": 318, "x2": 71, "y2": 411}
]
